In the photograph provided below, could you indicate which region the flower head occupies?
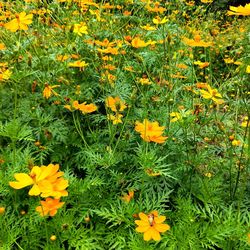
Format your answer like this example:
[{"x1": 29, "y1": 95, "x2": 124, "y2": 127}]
[
  {"x1": 135, "y1": 119, "x2": 167, "y2": 144},
  {"x1": 43, "y1": 83, "x2": 60, "y2": 99},
  {"x1": 36, "y1": 198, "x2": 65, "y2": 217},
  {"x1": 200, "y1": 84, "x2": 224, "y2": 105},
  {"x1": 135, "y1": 211, "x2": 170, "y2": 241},
  {"x1": 182, "y1": 35, "x2": 213, "y2": 47},
  {"x1": 227, "y1": 4, "x2": 250, "y2": 16},
  {"x1": 4, "y1": 12, "x2": 33, "y2": 32},
  {"x1": 105, "y1": 96, "x2": 127, "y2": 112},
  {"x1": 73, "y1": 22, "x2": 88, "y2": 36}
]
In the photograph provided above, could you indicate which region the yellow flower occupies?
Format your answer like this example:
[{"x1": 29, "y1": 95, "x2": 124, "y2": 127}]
[
  {"x1": 152, "y1": 16, "x2": 168, "y2": 24},
  {"x1": 232, "y1": 139, "x2": 241, "y2": 146},
  {"x1": 200, "y1": 84, "x2": 224, "y2": 105},
  {"x1": 0, "y1": 43, "x2": 6, "y2": 50},
  {"x1": 140, "y1": 24, "x2": 157, "y2": 31},
  {"x1": 71, "y1": 100, "x2": 97, "y2": 114},
  {"x1": 68, "y1": 60, "x2": 89, "y2": 70},
  {"x1": 139, "y1": 77, "x2": 152, "y2": 85},
  {"x1": 131, "y1": 37, "x2": 151, "y2": 48},
  {"x1": 0, "y1": 207, "x2": 5, "y2": 214},
  {"x1": 135, "y1": 211, "x2": 170, "y2": 241},
  {"x1": 0, "y1": 69, "x2": 12, "y2": 81},
  {"x1": 9, "y1": 164, "x2": 68, "y2": 198},
  {"x1": 194, "y1": 61, "x2": 210, "y2": 69},
  {"x1": 200, "y1": 0, "x2": 213, "y2": 3},
  {"x1": 169, "y1": 112, "x2": 182, "y2": 122},
  {"x1": 73, "y1": 22, "x2": 88, "y2": 36},
  {"x1": 105, "y1": 96, "x2": 127, "y2": 112},
  {"x1": 227, "y1": 4, "x2": 250, "y2": 16},
  {"x1": 4, "y1": 12, "x2": 33, "y2": 32},
  {"x1": 36, "y1": 198, "x2": 65, "y2": 217},
  {"x1": 107, "y1": 113, "x2": 123, "y2": 124},
  {"x1": 182, "y1": 35, "x2": 213, "y2": 47},
  {"x1": 42, "y1": 84, "x2": 60, "y2": 99},
  {"x1": 135, "y1": 119, "x2": 167, "y2": 144},
  {"x1": 241, "y1": 116, "x2": 249, "y2": 127},
  {"x1": 246, "y1": 65, "x2": 250, "y2": 73},
  {"x1": 50, "y1": 235, "x2": 57, "y2": 241},
  {"x1": 224, "y1": 58, "x2": 234, "y2": 64}
]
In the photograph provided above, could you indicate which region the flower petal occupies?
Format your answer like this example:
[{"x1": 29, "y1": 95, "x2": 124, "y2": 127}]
[
  {"x1": 9, "y1": 173, "x2": 33, "y2": 189},
  {"x1": 143, "y1": 228, "x2": 153, "y2": 241},
  {"x1": 135, "y1": 220, "x2": 149, "y2": 227},
  {"x1": 151, "y1": 228, "x2": 161, "y2": 241},
  {"x1": 28, "y1": 184, "x2": 41, "y2": 196},
  {"x1": 135, "y1": 225, "x2": 150, "y2": 233},
  {"x1": 154, "y1": 223, "x2": 170, "y2": 233},
  {"x1": 154, "y1": 215, "x2": 166, "y2": 224},
  {"x1": 138, "y1": 212, "x2": 148, "y2": 222}
]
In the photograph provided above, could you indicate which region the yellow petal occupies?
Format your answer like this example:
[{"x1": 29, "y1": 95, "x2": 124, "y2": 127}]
[
  {"x1": 9, "y1": 173, "x2": 33, "y2": 189},
  {"x1": 151, "y1": 228, "x2": 161, "y2": 241},
  {"x1": 154, "y1": 223, "x2": 170, "y2": 232},
  {"x1": 138, "y1": 212, "x2": 148, "y2": 222},
  {"x1": 143, "y1": 228, "x2": 153, "y2": 241},
  {"x1": 135, "y1": 220, "x2": 149, "y2": 226},
  {"x1": 28, "y1": 184, "x2": 41, "y2": 196},
  {"x1": 135, "y1": 225, "x2": 150, "y2": 232},
  {"x1": 154, "y1": 215, "x2": 166, "y2": 224}
]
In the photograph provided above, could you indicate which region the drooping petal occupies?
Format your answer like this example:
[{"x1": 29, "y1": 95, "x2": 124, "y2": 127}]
[
  {"x1": 154, "y1": 223, "x2": 170, "y2": 233},
  {"x1": 9, "y1": 173, "x2": 33, "y2": 189}
]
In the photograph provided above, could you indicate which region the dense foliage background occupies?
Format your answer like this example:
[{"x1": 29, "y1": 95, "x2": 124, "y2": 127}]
[{"x1": 0, "y1": 0, "x2": 249, "y2": 249}]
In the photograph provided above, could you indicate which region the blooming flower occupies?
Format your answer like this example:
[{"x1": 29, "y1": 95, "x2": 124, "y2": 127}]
[
  {"x1": 121, "y1": 190, "x2": 134, "y2": 202},
  {"x1": 200, "y1": 84, "x2": 224, "y2": 105},
  {"x1": 227, "y1": 4, "x2": 250, "y2": 16},
  {"x1": 135, "y1": 119, "x2": 167, "y2": 144},
  {"x1": 107, "y1": 113, "x2": 123, "y2": 124},
  {"x1": 4, "y1": 12, "x2": 33, "y2": 32},
  {"x1": 152, "y1": 16, "x2": 168, "y2": 24},
  {"x1": 73, "y1": 22, "x2": 88, "y2": 36},
  {"x1": 0, "y1": 43, "x2": 6, "y2": 50},
  {"x1": 194, "y1": 61, "x2": 210, "y2": 69},
  {"x1": 72, "y1": 100, "x2": 97, "y2": 114},
  {"x1": 105, "y1": 96, "x2": 127, "y2": 112},
  {"x1": 131, "y1": 37, "x2": 151, "y2": 48},
  {"x1": 246, "y1": 65, "x2": 250, "y2": 73},
  {"x1": 42, "y1": 83, "x2": 60, "y2": 99},
  {"x1": 182, "y1": 35, "x2": 213, "y2": 47},
  {"x1": 0, "y1": 207, "x2": 5, "y2": 214},
  {"x1": 68, "y1": 60, "x2": 89, "y2": 70},
  {"x1": 135, "y1": 211, "x2": 170, "y2": 241},
  {"x1": 36, "y1": 198, "x2": 65, "y2": 217},
  {"x1": 9, "y1": 164, "x2": 68, "y2": 198}
]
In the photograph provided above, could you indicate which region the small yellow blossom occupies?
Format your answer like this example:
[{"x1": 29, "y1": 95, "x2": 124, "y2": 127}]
[
  {"x1": 0, "y1": 207, "x2": 5, "y2": 214},
  {"x1": 182, "y1": 35, "x2": 213, "y2": 47},
  {"x1": 200, "y1": 0, "x2": 213, "y2": 3},
  {"x1": 135, "y1": 211, "x2": 170, "y2": 241},
  {"x1": 200, "y1": 84, "x2": 224, "y2": 105},
  {"x1": 73, "y1": 22, "x2": 88, "y2": 36},
  {"x1": 4, "y1": 12, "x2": 33, "y2": 32},
  {"x1": 135, "y1": 119, "x2": 167, "y2": 144},
  {"x1": 107, "y1": 113, "x2": 123, "y2": 124},
  {"x1": 131, "y1": 37, "x2": 151, "y2": 48},
  {"x1": 152, "y1": 16, "x2": 168, "y2": 24},
  {"x1": 68, "y1": 60, "x2": 89, "y2": 70},
  {"x1": 232, "y1": 139, "x2": 241, "y2": 146},
  {"x1": 140, "y1": 24, "x2": 157, "y2": 31},
  {"x1": 194, "y1": 61, "x2": 210, "y2": 69},
  {"x1": 121, "y1": 190, "x2": 134, "y2": 202},
  {"x1": 246, "y1": 65, "x2": 250, "y2": 73},
  {"x1": 42, "y1": 84, "x2": 60, "y2": 99},
  {"x1": 50, "y1": 235, "x2": 57, "y2": 241},
  {"x1": 105, "y1": 96, "x2": 127, "y2": 112},
  {"x1": 0, "y1": 43, "x2": 6, "y2": 50},
  {"x1": 241, "y1": 117, "x2": 249, "y2": 127}
]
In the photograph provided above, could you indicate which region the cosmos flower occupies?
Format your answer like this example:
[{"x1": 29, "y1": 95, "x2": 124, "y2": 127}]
[
  {"x1": 105, "y1": 96, "x2": 127, "y2": 112},
  {"x1": 200, "y1": 84, "x2": 224, "y2": 105},
  {"x1": 182, "y1": 35, "x2": 213, "y2": 47},
  {"x1": 135, "y1": 211, "x2": 170, "y2": 241},
  {"x1": 4, "y1": 12, "x2": 33, "y2": 32},
  {"x1": 36, "y1": 198, "x2": 65, "y2": 217},
  {"x1": 227, "y1": 4, "x2": 250, "y2": 16},
  {"x1": 135, "y1": 119, "x2": 167, "y2": 144}
]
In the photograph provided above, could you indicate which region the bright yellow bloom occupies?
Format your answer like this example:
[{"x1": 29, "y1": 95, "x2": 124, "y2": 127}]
[
  {"x1": 72, "y1": 100, "x2": 97, "y2": 114},
  {"x1": 73, "y1": 22, "x2": 88, "y2": 36},
  {"x1": 227, "y1": 4, "x2": 250, "y2": 16},
  {"x1": 135, "y1": 119, "x2": 167, "y2": 144},
  {"x1": 170, "y1": 110, "x2": 192, "y2": 122},
  {"x1": 182, "y1": 35, "x2": 213, "y2": 47},
  {"x1": 36, "y1": 198, "x2": 65, "y2": 217},
  {"x1": 139, "y1": 77, "x2": 152, "y2": 85},
  {"x1": 194, "y1": 61, "x2": 210, "y2": 69},
  {"x1": 42, "y1": 84, "x2": 60, "y2": 99},
  {"x1": 9, "y1": 164, "x2": 68, "y2": 198},
  {"x1": 105, "y1": 96, "x2": 127, "y2": 112},
  {"x1": 200, "y1": 0, "x2": 213, "y2": 3},
  {"x1": 152, "y1": 16, "x2": 168, "y2": 24},
  {"x1": 135, "y1": 211, "x2": 170, "y2": 241},
  {"x1": 241, "y1": 116, "x2": 249, "y2": 127},
  {"x1": 200, "y1": 84, "x2": 224, "y2": 105},
  {"x1": 68, "y1": 60, "x2": 89, "y2": 69},
  {"x1": 131, "y1": 37, "x2": 151, "y2": 48},
  {"x1": 0, "y1": 43, "x2": 6, "y2": 50},
  {"x1": 246, "y1": 65, "x2": 250, "y2": 73},
  {"x1": 140, "y1": 24, "x2": 157, "y2": 31},
  {"x1": 107, "y1": 113, "x2": 123, "y2": 124},
  {"x1": 0, "y1": 69, "x2": 12, "y2": 81},
  {"x1": 4, "y1": 12, "x2": 33, "y2": 32},
  {"x1": 232, "y1": 139, "x2": 241, "y2": 146}
]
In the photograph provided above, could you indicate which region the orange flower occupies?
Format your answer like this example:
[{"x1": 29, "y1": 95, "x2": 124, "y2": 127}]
[
  {"x1": 131, "y1": 37, "x2": 150, "y2": 48},
  {"x1": 0, "y1": 207, "x2": 5, "y2": 214},
  {"x1": 42, "y1": 83, "x2": 60, "y2": 99},
  {"x1": 68, "y1": 60, "x2": 89, "y2": 70},
  {"x1": 36, "y1": 198, "x2": 65, "y2": 217},
  {"x1": 121, "y1": 190, "x2": 134, "y2": 202},
  {"x1": 182, "y1": 35, "x2": 213, "y2": 47},
  {"x1": 0, "y1": 43, "x2": 6, "y2": 50},
  {"x1": 9, "y1": 164, "x2": 68, "y2": 198},
  {"x1": 72, "y1": 100, "x2": 97, "y2": 114},
  {"x1": 105, "y1": 96, "x2": 127, "y2": 112},
  {"x1": 135, "y1": 211, "x2": 170, "y2": 241},
  {"x1": 135, "y1": 119, "x2": 167, "y2": 144},
  {"x1": 4, "y1": 12, "x2": 33, "y2": 32}
]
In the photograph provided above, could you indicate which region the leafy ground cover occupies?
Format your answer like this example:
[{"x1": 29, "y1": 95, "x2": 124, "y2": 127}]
[{"x1": 0, "y1": 0, "x2": 249, "y2": 249}]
